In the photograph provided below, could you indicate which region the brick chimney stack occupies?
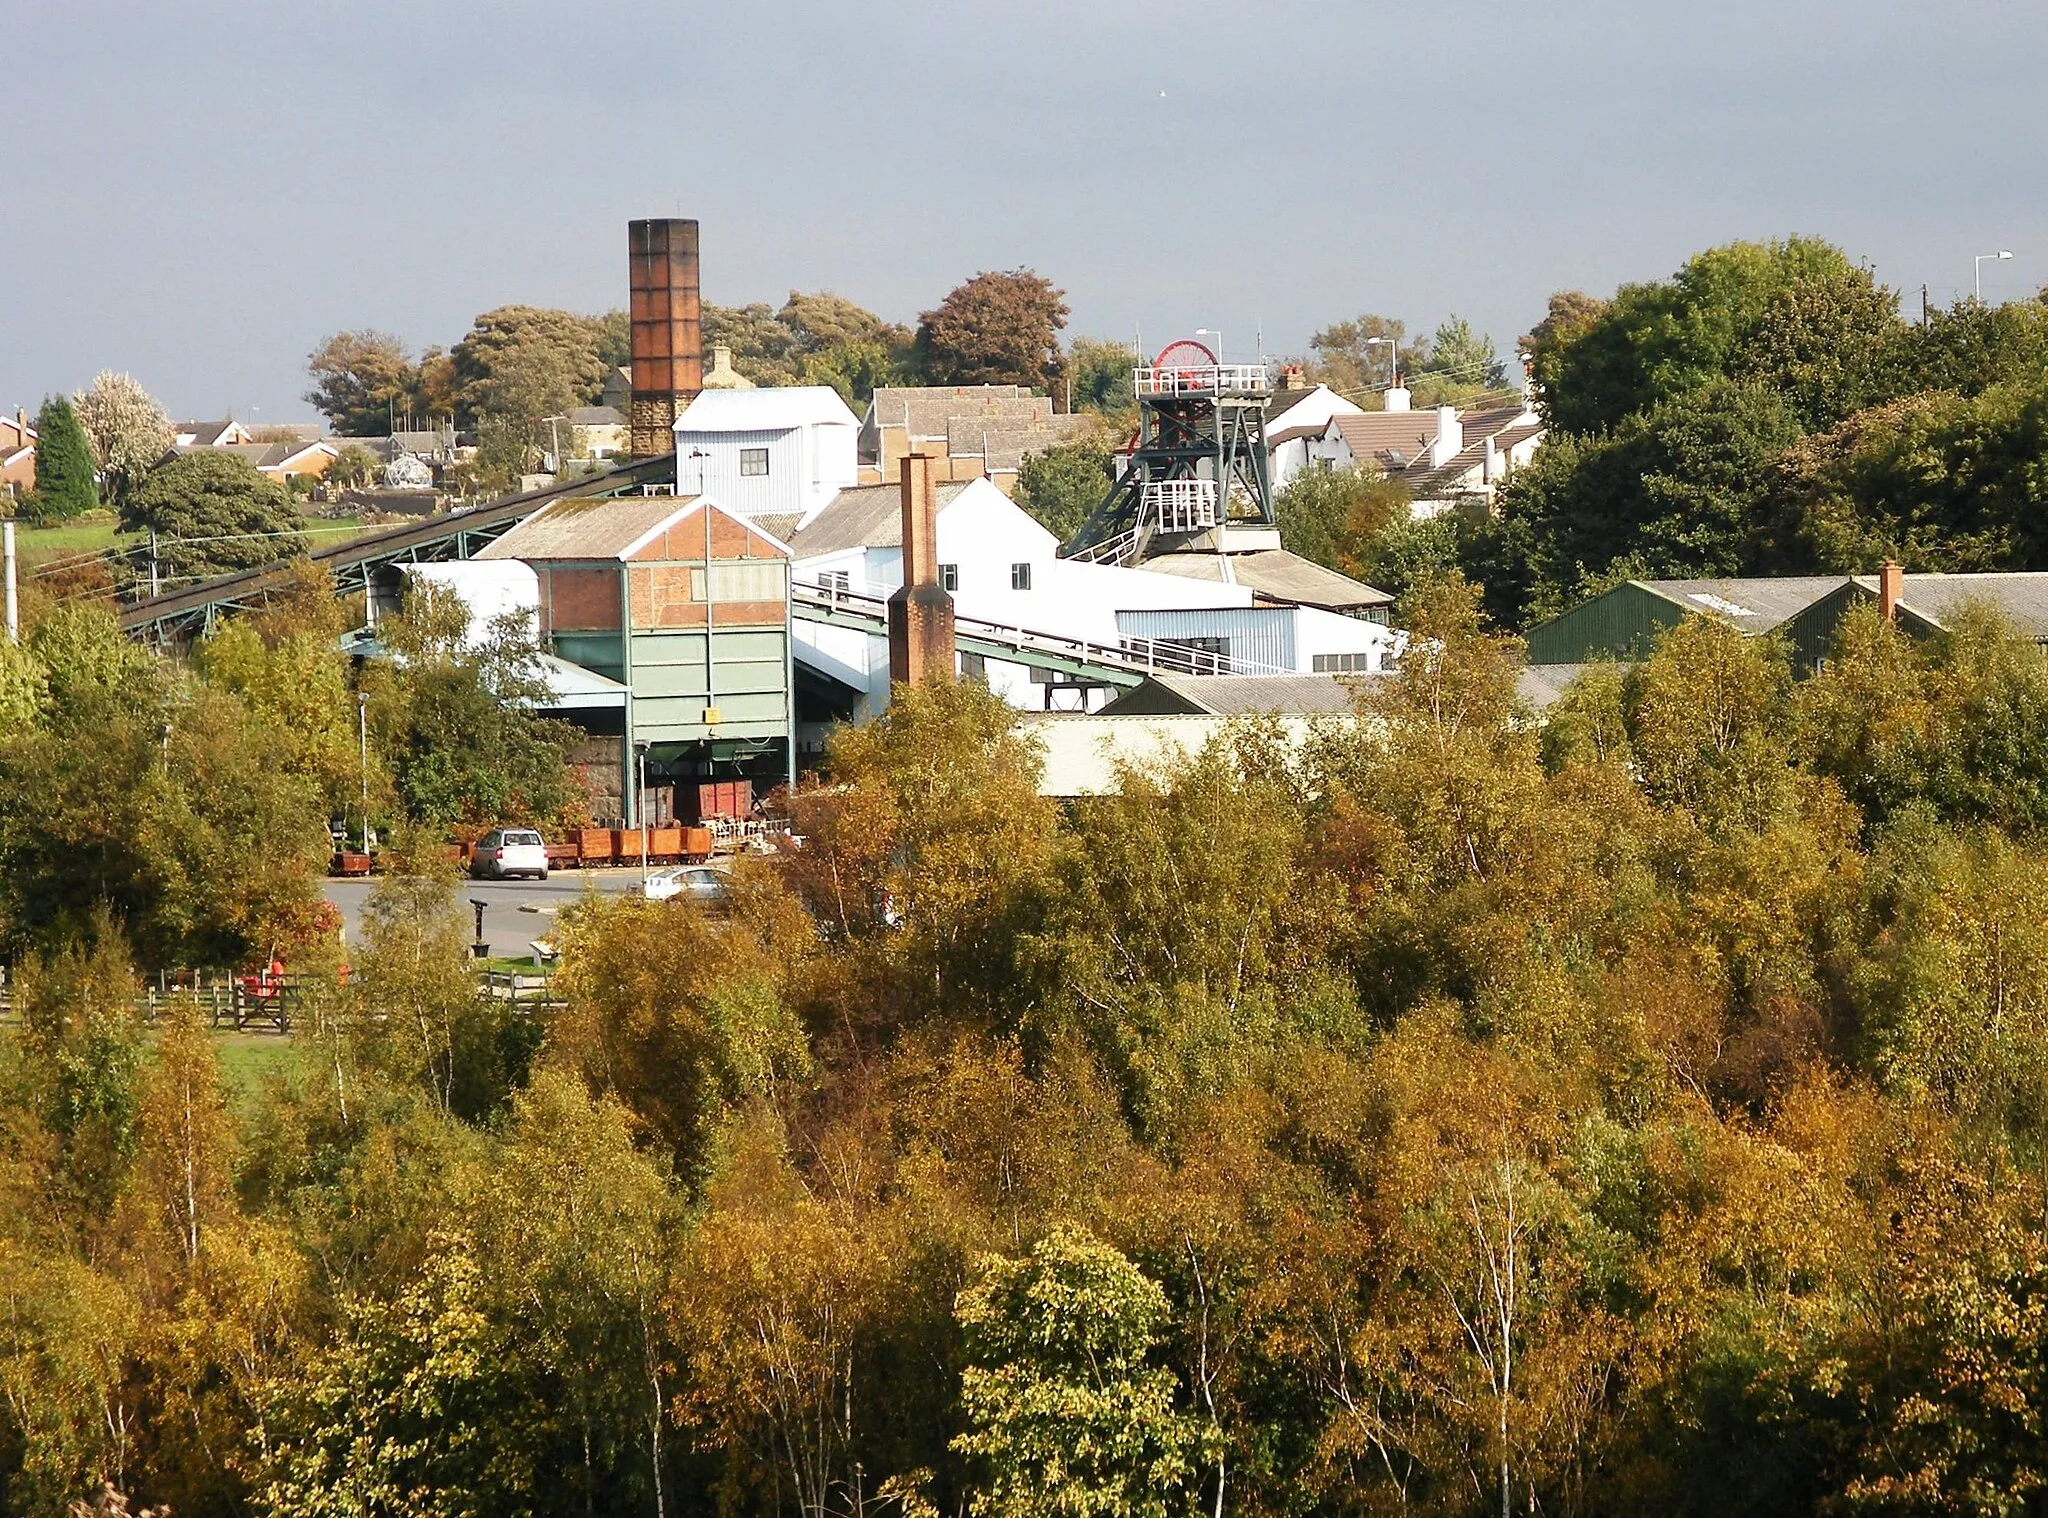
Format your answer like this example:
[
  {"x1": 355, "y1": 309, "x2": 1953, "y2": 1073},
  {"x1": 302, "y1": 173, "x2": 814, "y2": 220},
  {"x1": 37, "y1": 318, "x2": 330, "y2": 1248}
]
[
  {"x1": 888, "y1": 454, "x2": 955, "y2": 686},
  {"x1": 1879, "y1": 559, "x2": 1903, "y2": 623}
]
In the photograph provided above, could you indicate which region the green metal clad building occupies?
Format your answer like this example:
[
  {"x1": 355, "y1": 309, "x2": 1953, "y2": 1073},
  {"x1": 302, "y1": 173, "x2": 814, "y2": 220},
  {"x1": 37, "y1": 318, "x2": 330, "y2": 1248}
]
[
  {"x1": 1527, "y1": 573, "x2": 2048, "y2": 674},
  {"x1": 1524, "y1": 578, "x2": 1855, "y2": 666},
  {"x1": 479, "y1": 492, "x2": 795, "y2": 820}
]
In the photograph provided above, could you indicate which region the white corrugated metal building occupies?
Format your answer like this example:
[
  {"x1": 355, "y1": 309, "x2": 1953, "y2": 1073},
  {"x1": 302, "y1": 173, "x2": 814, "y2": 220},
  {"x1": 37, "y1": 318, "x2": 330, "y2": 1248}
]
[{"x1": 674, "y1": 387, "x2": 861, "y2": 522}]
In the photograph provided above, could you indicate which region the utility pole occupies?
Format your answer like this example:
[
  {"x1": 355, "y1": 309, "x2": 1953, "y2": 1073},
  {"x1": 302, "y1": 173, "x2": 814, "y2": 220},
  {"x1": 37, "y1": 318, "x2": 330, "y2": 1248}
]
[
  {"x1": 1922, "y1": 283, "x2": 1930, "y2": 327},
  {"x1": 148, "y1": 528, "x2": 160, "y2": 598},
  {"x1": 636, "y1": 742, "x2": 650, "y2": 887},
  {"x1": 357, "y1": 691, "x2": 371, "y2": 854},
  {"x1": 2, "y1": 520, "x2": 17, "y2": 644}
]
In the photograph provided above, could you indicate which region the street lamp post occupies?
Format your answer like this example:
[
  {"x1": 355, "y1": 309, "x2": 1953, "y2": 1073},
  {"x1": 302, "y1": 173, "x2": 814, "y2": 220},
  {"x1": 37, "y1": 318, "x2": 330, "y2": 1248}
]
[
  {"x1": 635, "y1": 742, "x2": 651, "y2": 886},
  {"x1": 1365, "y1": 335, "x2": 1399, "y2": 388},
  {"x1": 1195, "y1": 328, "x2": 1224, "y2": 364},
  {"x1": 1976, "y1": 250, "x2": 2014, "y2": 304},
  {"x1": 357, "y1": 691, "x2": 370, "y2": 854}
]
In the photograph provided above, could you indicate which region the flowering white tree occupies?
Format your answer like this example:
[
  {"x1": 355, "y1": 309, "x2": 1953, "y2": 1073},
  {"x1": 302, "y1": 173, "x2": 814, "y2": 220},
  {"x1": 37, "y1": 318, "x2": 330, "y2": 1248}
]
[{"x1": 72, "y1": 371, "x2": 173, "y2": 505}]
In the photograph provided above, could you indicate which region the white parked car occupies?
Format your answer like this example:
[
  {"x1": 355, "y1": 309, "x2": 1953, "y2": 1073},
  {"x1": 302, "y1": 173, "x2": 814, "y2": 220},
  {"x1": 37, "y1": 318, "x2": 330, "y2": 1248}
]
[
  {"x1": 642, "y1": 865, "x2": 730, "y2": 906},
  {"x1": 471, "y1": 828, "x2": 549, "y2": 880}
]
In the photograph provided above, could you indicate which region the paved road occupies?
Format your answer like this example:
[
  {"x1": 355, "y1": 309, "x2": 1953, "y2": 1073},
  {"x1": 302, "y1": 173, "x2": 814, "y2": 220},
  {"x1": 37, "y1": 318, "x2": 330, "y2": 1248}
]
[{"x1": 323, "y1": 868, "x2": 654, "y2": 959}]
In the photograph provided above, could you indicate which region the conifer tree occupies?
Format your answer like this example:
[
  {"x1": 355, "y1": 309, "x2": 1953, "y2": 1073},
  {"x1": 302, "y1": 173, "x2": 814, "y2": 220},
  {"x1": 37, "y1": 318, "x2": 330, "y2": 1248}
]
[{"x1": 26, "y1": 394, "x2": 98, "y2": 522}]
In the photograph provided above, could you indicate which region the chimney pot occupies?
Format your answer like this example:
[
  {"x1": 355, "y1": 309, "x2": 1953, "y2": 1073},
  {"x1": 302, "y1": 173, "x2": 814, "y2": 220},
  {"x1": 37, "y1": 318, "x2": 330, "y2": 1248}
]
[{"x1": 1879, "y1": 559, "x2": 1904, "y2": 623}]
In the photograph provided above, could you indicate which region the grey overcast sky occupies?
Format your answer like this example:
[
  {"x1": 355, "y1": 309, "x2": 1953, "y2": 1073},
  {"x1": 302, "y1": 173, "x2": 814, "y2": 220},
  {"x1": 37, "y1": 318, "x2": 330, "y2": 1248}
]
[{"x1": 4, "y1": 0, "x2": 2045, "y2": 421}]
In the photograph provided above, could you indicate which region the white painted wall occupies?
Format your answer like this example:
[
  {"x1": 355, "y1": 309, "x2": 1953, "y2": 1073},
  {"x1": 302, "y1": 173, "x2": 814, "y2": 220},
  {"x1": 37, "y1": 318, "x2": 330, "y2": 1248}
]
[
  {"x1": 790, "y1": 478, "x2": 1265, "y2": 713},
  {"x1": 399, "y1": 561, "x2": 540, "y2": 647}
]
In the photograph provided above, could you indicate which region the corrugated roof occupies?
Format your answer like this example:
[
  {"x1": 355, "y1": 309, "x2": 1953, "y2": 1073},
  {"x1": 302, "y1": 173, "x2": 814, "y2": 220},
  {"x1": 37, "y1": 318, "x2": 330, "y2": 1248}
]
[
  {"x1": 567, "y1": 406, "x2": 625, "y2": 426},
  {"x1": 477, "y1": 494, "x2": 706, "y2": 562},
  {"x1": 786, "y1": 482, "x2": 971, "y2": 559},
  {"x1": 1636, "y1": 577, "x2": 1850, "y2": 632},
  {"x1": 1102, "y1": 673, "x2": 1359, "y2": 716},
  {"x1": 1518, "y1": 663, "x2": 1595, "y2": 710},
  {"x1": 1858, "y1": 572, "x2": 2048, "y2": 640},
  {"x1": 1137, "y1": 549, "x2": 1392, "y2": 611},
  {"x1": 675, "y1": 386, "x2": 859, "y2": 434}
]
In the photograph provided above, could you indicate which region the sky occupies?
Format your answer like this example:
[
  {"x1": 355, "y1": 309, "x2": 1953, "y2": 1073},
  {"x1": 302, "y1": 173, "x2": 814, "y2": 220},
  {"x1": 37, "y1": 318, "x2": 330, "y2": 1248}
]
[{"x1": 4, "y1": 0, "x2": 2046, "y2": 423}]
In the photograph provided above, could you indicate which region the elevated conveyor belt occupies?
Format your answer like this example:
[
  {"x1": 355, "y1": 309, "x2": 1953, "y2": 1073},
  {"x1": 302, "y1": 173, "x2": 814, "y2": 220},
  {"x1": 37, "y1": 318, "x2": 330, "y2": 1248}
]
[
  {"x1": 791, "y1": 581, "x2": 1289, "y2": 686},
  {"x1": 119, "y1": 457, "x2": 676, "y2": 644}
]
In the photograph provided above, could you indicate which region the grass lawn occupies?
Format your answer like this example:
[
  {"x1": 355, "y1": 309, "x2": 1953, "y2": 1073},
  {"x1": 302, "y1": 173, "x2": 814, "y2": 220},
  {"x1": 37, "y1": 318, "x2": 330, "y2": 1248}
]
[
  {"x1": 17, "y1": 514, "x2": 137, "y2": 567},
  {"x1": 211, "y1": 1030, "x2": 304, "y2": 1112}
]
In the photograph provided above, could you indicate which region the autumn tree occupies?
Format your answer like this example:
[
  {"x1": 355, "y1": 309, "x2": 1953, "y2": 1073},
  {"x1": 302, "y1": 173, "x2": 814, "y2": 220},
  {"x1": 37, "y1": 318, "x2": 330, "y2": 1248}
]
[
  {"x1": 72, "y1": 373, "x2": 172, "y2": 507},
  {"x1": 916, "y1": 271, "x2": 1069, "y2": 391},
  {"x1": 305, "y1": 329, "x2": 428, "y2": 435},
  {"x1": 1271, "y1": 462, "x2": 1407, "y2": 573},
  {"x1": 1307, "y1": 313, "x2": 1425, "y2": 396},
  {"x1": 133, "y1": 1002, "x2": 236, "y2": 1268},
  {"x1": 953, "y1": 1225, "x2": 1206, "y2": 1518}
]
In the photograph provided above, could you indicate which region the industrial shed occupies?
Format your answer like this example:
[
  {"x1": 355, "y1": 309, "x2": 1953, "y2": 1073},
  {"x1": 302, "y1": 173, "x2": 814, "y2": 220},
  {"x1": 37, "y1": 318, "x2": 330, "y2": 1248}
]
[
  {"x1": 1524, "y1": 577, "x2": 1850, "y2": 665},
  {"x1": 478, "y1": 492, "x2": 795, "y2": 818}
]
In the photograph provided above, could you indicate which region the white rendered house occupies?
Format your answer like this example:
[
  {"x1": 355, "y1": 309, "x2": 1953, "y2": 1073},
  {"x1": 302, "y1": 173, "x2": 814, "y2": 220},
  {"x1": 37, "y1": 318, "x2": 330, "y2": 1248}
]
[{"x1": 1264, "y1": 383, "x2": 1365, "y2": 491}]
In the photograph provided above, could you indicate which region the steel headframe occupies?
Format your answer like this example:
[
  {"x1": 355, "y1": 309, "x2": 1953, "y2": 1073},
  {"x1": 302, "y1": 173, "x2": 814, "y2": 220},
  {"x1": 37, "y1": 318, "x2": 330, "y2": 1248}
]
[{"x1": 1061, "y1": 343, "x2": 1275, "y2": 564}]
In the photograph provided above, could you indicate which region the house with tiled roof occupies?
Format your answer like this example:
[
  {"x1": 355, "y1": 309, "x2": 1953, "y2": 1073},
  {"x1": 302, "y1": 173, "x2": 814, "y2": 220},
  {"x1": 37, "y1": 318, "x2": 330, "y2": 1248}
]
[
  {"x1": 1308, "y1": 387, "x2": 1544, "y2": 517},
  {"x1": 0, "y1": 410, "x2": 36, "y2": 500},
  {"x1": 172, "y1": 438, "x2": 339, "y2": 482},
  {"x1": 172, "y1": 419, "x2": 256, "y2": 448},
  {"x1": 1264, "y1": 381, "x2": 1365, "y2": 489}
]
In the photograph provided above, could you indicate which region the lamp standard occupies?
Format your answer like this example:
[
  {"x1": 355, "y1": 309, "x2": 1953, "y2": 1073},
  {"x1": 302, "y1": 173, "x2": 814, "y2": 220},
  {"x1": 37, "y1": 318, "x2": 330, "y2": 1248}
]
[
  {"x1": 1365, "y1": 335, "x2": 1399, "y2": 388},
  {"x1": 357, "y1": 691, "x2": 370, "y2": 854},
  {"x1": 1976, "y1": 250, "x2": 2014, "y2": 304},
  {"x1": 1195, "y1": 327, "x2": 1224, "y2": 363},
  {"x1": 635, "y1": 741, "x2": 651, "y2": 886}
]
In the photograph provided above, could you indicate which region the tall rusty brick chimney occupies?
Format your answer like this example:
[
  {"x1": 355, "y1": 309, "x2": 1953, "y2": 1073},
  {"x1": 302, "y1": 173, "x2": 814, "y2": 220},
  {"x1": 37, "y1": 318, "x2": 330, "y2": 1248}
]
[
  {"x1": 888, "y1": 454, "x2": 955, "y2": 686},
  {"x1": 627, "y1": 218, "x2": 703, "y2": 458}
]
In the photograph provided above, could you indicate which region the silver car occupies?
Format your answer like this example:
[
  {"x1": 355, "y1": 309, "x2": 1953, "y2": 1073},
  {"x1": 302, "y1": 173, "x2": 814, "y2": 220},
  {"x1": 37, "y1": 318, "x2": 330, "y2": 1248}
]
[
  {"x1": 642, "y1": 865, "x2": 730, "y2": 906},
  {"x1": 472, "y1": 828, "x2": 549, "y2": 880}
]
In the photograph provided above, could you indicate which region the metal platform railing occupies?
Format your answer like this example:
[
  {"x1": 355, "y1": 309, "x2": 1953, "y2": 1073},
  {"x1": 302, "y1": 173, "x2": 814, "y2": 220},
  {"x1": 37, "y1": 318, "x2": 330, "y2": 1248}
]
[
  {"x1": 1133, "y1": 364, "x2": 1272, "y2": 397},
  {"x1": 1143, "y1": 478, "x2": 1221, "y2": 532},
  {"x1": 792, "y1": 578, "x2": 1293, "y2": 679}
]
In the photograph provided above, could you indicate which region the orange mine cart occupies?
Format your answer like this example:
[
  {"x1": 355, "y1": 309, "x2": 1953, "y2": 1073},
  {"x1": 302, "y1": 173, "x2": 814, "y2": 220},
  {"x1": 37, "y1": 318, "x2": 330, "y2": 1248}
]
[
  {"x1": 649, "y1": 826, "x2": 683, "y2": 863},
  {"x1": 577, "y1": 828, "x2": 615, "y2": 864},
  {"x1": 613, "y1": 826, "x2": 646, "y2": 862},
  {"x1": 682, "y1": 826, "x2": 714, "y2": 861}
]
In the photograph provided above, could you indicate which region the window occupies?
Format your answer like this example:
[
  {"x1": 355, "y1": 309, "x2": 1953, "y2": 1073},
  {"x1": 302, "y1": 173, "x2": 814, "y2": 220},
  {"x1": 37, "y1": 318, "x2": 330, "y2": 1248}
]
[
  {"x1": 739, "y1": 447, "x2": 770, "y2": 477},
  {"x1": 1010, "y1": 562, "x2": 1033, "y2": 591},
  {"x1": 1313, "y1": 652, "x2": 1377, "y2": 673},
  {"x1": 690, "y1": 561, "x2": 785, "y2": 602},
  {"x1": 940, "y1": 563, "x2": 959, "y2": 592}
]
